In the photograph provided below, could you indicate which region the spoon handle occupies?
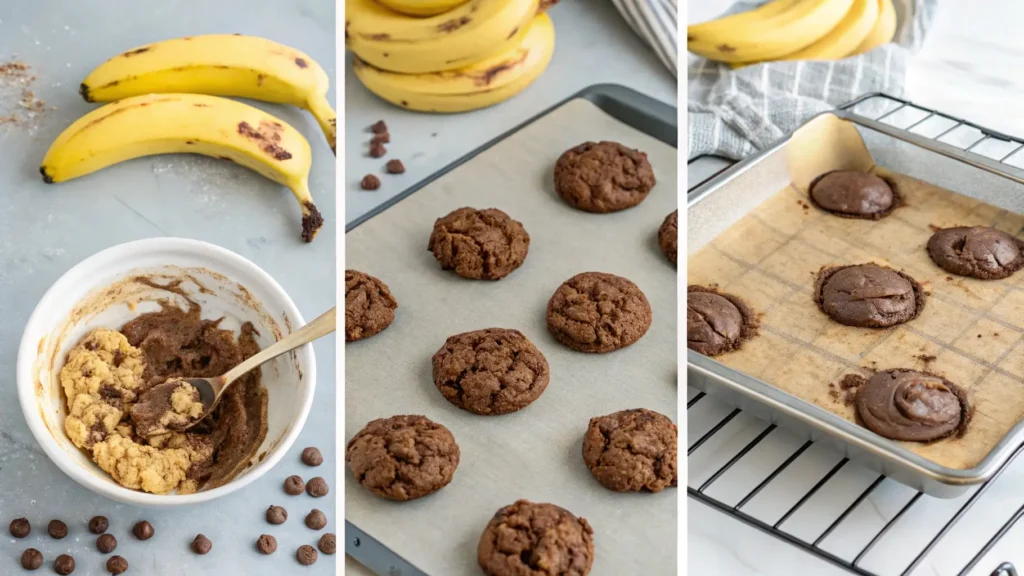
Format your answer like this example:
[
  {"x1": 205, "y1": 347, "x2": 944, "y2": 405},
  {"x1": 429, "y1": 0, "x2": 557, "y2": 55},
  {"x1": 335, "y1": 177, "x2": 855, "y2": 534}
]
[{"x1": 218, "y1": 307, "x2": 336, "y2": 388}]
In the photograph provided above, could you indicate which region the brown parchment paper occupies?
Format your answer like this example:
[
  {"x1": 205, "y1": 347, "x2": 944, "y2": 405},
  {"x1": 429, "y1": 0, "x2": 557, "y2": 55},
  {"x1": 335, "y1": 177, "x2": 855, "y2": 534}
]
[
  {"x1": 689, "y1": 115, "x2": 1024, "y2": 470},
  {"x1": 346, "y1": 98, "x2": 677, "y2": 576}
]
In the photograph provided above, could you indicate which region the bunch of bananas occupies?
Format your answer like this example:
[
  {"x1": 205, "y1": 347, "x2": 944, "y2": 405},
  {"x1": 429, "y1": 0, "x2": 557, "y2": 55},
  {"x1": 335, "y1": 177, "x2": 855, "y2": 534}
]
[
  {"x1": 41, "y1": 35, "x2": 338, "y2": 243},
  {"x1": 687, "y1": 0, "x2": 898, "y2": 67},
  {"x1": 346, "y1": 0, "x2": 557, "y2": 113}
]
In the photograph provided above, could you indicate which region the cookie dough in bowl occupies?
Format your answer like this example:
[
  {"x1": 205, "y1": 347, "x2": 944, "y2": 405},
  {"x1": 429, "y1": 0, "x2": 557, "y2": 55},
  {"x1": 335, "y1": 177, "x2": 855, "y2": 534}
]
[{"x1": 17, "y1": 238, "x2": 315, "y2": 507}]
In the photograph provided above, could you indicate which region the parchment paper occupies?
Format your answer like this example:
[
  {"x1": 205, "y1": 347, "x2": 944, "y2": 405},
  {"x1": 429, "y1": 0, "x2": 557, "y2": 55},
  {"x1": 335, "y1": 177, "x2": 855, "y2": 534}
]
[
  {"x1": 346, "y1": 98, "x2": 678, "y2": 575},
  {"x1": 689, "y1": 115, "x2": 1024, "y2": 470}
]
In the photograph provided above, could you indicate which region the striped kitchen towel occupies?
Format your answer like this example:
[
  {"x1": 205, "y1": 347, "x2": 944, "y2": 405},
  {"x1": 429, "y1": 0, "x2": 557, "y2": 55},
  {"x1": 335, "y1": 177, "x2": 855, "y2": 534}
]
[
  {"x1": 611, "y1": 0, "x2": 678, "y2": 77},
  {"x1": 688, "y1": 0, "x2": 938, "y2": 160}
]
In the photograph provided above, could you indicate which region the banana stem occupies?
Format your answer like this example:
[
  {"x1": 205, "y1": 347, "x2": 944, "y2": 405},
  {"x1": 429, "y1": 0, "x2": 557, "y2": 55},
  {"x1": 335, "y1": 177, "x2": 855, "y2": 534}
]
[{"x1": 307, "y1": 94, "x2": 337, "y2": 155}]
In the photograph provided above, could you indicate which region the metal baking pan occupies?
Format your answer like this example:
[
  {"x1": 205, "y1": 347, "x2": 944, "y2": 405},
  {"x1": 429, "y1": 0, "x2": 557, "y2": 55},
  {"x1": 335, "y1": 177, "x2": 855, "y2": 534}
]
[
  {"x1": 346, "y1": 83, "x2": 678, "y2": 576},
  {"x1": 688, "y1": 101, "x2": 1024, "y2": 498}
]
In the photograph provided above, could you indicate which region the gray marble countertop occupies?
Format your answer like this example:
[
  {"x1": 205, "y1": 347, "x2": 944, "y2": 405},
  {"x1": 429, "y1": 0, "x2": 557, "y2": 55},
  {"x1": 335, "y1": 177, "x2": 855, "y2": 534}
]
[{"x1": 0, "y1": 1, "x2": 336, "y2": 574}]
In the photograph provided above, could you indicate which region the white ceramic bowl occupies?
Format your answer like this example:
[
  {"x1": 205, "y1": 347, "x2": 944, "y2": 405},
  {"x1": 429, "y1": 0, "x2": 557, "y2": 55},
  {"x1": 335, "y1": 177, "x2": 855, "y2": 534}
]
[{"x1": 17, "y1": 238, "x2": 316, "y2": 507}]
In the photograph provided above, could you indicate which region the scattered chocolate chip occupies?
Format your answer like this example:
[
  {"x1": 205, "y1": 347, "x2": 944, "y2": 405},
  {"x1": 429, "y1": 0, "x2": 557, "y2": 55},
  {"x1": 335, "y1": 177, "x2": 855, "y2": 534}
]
[
  {"x1": 386, "y1": 159, "x2": 405, "y2": 174},
  {"x1": 88, "y1": 516, "x2": 109, "y2": 534},
  {"x1": 47, "y1": 519, "x2": 68, "y2": 539},
  {"x1": 257, "y1": 534, "x2": 277, "y2": 555},
  {"x1": 318, "y1": 533, "x2": 336, "y2": 555},
  {"x1": 305, "y1": 509, "x2": 327, "y2": 530},
  {"x1": 54, "y1": 554, "x2": 75, "y2": 575},
  {"x1": 10, "y1": 517, "x2": 30, "y2": 538},
  {"x1": 361, "y1": 174, "x2": 381, "y2": 191},
  {"x1": 20, "y1": 548, "x2": 42, "y2": 570},
  {"x1": 266, "y1": 505, "x2": 288, "y2": 525},
  {"x1": 306, "y1": 477, "x2": 329, "y2": 498},
  {"x1": 106, "y1": 555, "x2": 128, "y2": 575},
  {"x1": 192, "y1": 533, "x2": 212, "y2": 555},
  {"x1": 285, "y1": 475, "x2": 306, "y2": 495},
  {"x1": 371, "y1": 120, "x2": 387, "y2": 134},
  {"x1": 371, "y1": 132, "x2": 390, "y2": 145},
  {"x1": 132, "y1": 520, "x2": 154, "y2": 540},
  {"x1": 369, "y1": 141, "x2": 386, "y2": 158},
  {"x1": 97, "y1": 533, "x2": 117, "y2": 553},
  {"x1": 301, "y1": 447, "x2": 323, "y2": 466},
  {"x1": 297, "y1": 544, "x2": 318, "y2": 566}
]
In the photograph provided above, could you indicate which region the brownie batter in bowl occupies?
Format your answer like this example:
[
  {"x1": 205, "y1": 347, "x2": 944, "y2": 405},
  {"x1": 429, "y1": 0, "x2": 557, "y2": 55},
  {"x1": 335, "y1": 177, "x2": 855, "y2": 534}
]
[
  {"x1": 855, "y1": 369, "x2": 970, "y2": 442},
  {"x1": 814, "y1": 264, "x2": 925, "y2": 328},
  {"x1": 927, "y1": 226, "x2": 1024, "y2": 280},
  {"x1": 808, "y1": 170, "x2": 899, "y2": 219}
]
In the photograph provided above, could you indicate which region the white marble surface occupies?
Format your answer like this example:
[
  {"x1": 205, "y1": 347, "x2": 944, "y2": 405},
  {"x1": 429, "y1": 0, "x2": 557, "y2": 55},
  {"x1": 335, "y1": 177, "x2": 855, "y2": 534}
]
[{"x1": 687, "y1": 3, "x2": 1024, "y2": 575}]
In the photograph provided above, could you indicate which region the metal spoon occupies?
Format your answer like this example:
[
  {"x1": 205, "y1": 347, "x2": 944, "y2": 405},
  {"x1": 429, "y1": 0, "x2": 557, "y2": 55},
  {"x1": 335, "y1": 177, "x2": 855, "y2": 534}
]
[{"x1": 178, "y1": 306, "x2": 336, "y2": 429}]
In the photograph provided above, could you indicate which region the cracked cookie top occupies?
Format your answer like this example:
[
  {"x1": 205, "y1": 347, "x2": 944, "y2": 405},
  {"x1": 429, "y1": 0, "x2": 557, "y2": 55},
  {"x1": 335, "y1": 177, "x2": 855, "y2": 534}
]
[
  {"x1": 927, "y1": 226, "x2": 1024, "y2": 280},
  {"x1": 554, "y1": 141, "x2": 655, "y2": 213},
  {"x1": 432, "y1": 328, "x2": 550, "y2": 416},
  {"x1": 546, "y1": 272, "x2": 652, "y2": 353},
  {"x1": 582, "y1": 408, "x2": 677, "y2": 493},
  {"x1": 477, "y1": 499, "x2": 594, "y2": 576},
  {"x1": 427, "y1": 207, "x2": 530, "y2": 280},
  {"x1": 814, "y1": 264, "x2": 924, "y2": 328},
  {"x1": 345, "y1": 415, "x2": 460, "y2": 502},
  {"x1": 686, "y1": 285, "x2": 758, "y2": 357},
  {"x1": 658, "y1": 209, "x2": 678, "y2": 266},
  {"x1": 345, "y1": 270, "x2": 398, "y2": 342}
]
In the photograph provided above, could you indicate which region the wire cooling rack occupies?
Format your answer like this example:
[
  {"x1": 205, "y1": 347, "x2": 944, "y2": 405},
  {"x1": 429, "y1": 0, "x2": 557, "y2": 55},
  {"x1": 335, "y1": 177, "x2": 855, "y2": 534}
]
[{"x1": 688, "y1": 93, "x2": 1024, "y2": 576}]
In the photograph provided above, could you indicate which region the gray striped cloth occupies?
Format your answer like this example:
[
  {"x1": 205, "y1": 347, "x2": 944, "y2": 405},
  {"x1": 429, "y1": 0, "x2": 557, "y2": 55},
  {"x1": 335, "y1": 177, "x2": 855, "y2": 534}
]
[
  {"x1": 611, "y1": 0, "x2": 678, "y2": 77},
  {"x1": 688, "y1": 0, "x2": 938, "y2": 160}
]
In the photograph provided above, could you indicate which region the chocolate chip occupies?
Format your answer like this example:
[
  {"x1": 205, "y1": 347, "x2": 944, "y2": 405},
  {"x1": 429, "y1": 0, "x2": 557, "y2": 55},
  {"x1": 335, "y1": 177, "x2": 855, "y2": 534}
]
[
  {"x1": 85, "y1": 340, "x2": 98, "y2": 351},
  {"x1": 192, "y1": 533, "x2": 212, "y2": 555},
  {"x1": 371, "y1": 132, "x2": 390, "y2": 145},
  {"x1": 106, "y1": 555, "x2": 128, "y2": 575},
  {"x1": 301, "y1": 447, "x2": 323, "y2": 466},
  {"x1": 54, "y1": 554, "x2": 75, "y2": 575},
  {"x1": 296, "y1": 544, "x2": 318, "y2": 566},
  {"x1": 306, "y1": 477, "x2": 329, "y2": 498},
  {"x1": 386, "y1": 159, "x2": 405, "y2": 174},
  {"x1": 361, "y1": 174, "x2": 381, "y2": 191},
  {"x1": 48, "y1": 519, "x2": 68, "y2": 539},
  {"x1": 88, "y1": 516, "x2": 108, "y2": 534},
  {"x1": 266, "y1": 505, "x2": 288, "y2": 525},
  {"x1": 371, "y1": 120, "x2": 387, "y2": 134},
  {"x1": 132, "y1": 520, "x2": 154, "y2": 540},
  {"x1": 284, "y1": 475, "x2": 305, "y2": 495},
  {"x1": 318, "y1": 533, "x2": 336, "y2": 555},
  {"x1": 369, "y1": 141, "x2": 386, "y2": 158},
  {"x1": 112, "y1": 349, "x2": 125, "y2": 367},
  {"x1": 20, "y1": 548, "x2": 42, "y2": 570},
  {"x1": 305, "y1": 509, "x2": 327, "y2": 530},
  {"x1": 97, "y1": 534, "x2": 117, "y2": 553},
  {"x1": 256, "y1": 534, "x2": 277, "y2": 555},
  {"x1": 10, "y1": 517, "x2": 30, "y2": 538}
]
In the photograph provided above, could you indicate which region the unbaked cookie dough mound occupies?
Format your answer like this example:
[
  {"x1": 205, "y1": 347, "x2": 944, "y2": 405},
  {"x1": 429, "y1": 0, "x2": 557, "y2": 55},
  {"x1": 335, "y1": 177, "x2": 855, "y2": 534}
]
[{"x1": 93, "y1": 433, "x2": 212, "y2": 495}]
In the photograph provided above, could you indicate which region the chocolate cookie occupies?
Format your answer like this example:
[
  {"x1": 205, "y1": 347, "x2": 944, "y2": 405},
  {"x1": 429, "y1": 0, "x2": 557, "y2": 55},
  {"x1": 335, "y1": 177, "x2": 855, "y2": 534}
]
[
  {"x1": 687, "y1": 285, "x2": 758, "y2": 356},
  {"x1": 478, "y1": 500, "x2": 594, "y2": 576},
  {"x1": 582, "y1": 408, "x2": 677, "y2": 492},
  {"x1": 554, "y1": 141, "x2": 655, "y2": 213},
  {"x1": 658, "y1": 209, "x2": 677, "y2": 265},
  {"x1": 345, "y1": 270, "x2": 398, "y2": 342},
  {"x1": 815, "y1": 264, "x2": 924, "y2": 328},
  {"x1": 547, "y1": 272, "x2": 652, "y2": 353},
  {"x1": 855, "y1": 369, "x2": 970, "y2": 442},
  {"x1": 809, "y1": 170, "x2": 898, "y2": 219},
  {"x1": 346, "y1": 415, "x2": 460, "y2": 501},
  {"x1": 427, "y1": 207, "x2": 530, "y2": 280},
  {"x1": 432, "y1": 328, "x2": 549, "y2": 415},
  {"x1": 927, "y1": 226, "x2": 1024, "y2": 280}
]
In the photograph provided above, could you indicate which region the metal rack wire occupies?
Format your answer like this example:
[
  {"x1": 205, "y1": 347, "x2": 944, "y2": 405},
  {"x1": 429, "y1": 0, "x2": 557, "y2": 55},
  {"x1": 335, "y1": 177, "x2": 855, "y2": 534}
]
[{"x1": 687, "y1": 93, "x2": 1024, "y2": 576}]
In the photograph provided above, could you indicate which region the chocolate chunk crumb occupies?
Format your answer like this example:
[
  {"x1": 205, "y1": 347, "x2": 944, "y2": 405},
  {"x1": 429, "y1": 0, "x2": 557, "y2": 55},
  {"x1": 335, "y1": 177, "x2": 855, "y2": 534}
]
[
  {"x1": 361, "y1": 174, "x2": 381, "y2": 191},
  {"x1": 257, "y1": 534, "x2": 277, "y2": 555},
  {"x1": 306, "y1": 477, "x2": 329, "y2": 497},
  {"x1": 192, "y1": 534, "x2": 212, "y2": 555},
  {"x1": 10, "y1": 517, "x2": 30, "y2": 538},
  {"x1": 54, "y1": 554, "x2": 75, "y2": 575},
  {"x1": 267, "y1": 505, "x2": 288, "y2": 525},
  {"x1": 318, "y1": 533, "x2": 336, "y2": 554},
  {"x1": 106, "y1": 555, "x2": 128, "y2": 575},
  {"x1": 132, "y1": 520, "x2": 154, "y2": 540},
  {"x1": 20, "y1": 548, "x2": 42, "y2": 570},
  {"x1": 369, "y1": 141, "x2": 386, "y2": 158},
  {"x1": 386, "y1": 159, "x2": 405, "y2": 174},
  {"x1": 89, "y1": 516, "x2": 109, "y2": 534},
  {"x1": 305, "y1": 509, "x2": 327, "y2": 530},
  {"x1": 97, "y1": 534, "x2": 117, "y2": 553},
  {"x1": 301, "y1": 447, "x2": 323, "y2": 466},
  {"x1": 47, "y1": 519, "x2": 68, "y2": 539},
  {"x1": 371, "y1": 120, "x2": 387, "y2": 134},
  {"x1": 284, "y1": 475, "x2": 306, "y2": 495},
  {"x1": 297, "y1": 544, "x2": 318, "y2": 566}
]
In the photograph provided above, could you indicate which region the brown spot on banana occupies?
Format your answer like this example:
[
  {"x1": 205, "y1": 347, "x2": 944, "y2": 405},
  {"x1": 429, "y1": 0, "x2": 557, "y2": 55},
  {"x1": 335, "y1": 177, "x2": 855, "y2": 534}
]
[
  {"x1": 301, "y1": 202, "x2": 323, "y2": 243},
  {"x1": 437, "y1": 16, "x2": 471, "y2": 33},
  {"x1": 475, "y1": 51, "x2": 529, "y2": 86},
  {"x1": 257, "y1": 73, "x2": 266, "y2": 86},
  {"x1": 79, "y1": 83, "x2": 93, "y2": 102},
  {"x1": 366, "y1": 33, "x2": 390, "y2": 41},
  {"x1": 121, "y1": 47, "x2": 151, "y2": 57},
  {"x1": 294, "y1": 58, "x2": 308, "y2": 68},
  {"x1": 717, "y1": 44, "x2": 736, "y2": 53},
  {"x1": 506, "y1": 27, "x2": 519, "y2": 40},
  {"x1": 237, "y1": 121, "x2": 293, "y2": 161}
]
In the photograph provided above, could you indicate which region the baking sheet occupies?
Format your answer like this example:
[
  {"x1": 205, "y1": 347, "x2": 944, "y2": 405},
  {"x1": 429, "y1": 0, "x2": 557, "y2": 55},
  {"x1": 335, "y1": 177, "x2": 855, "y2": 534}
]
[
  {"x1": 688, "y1": 115, "x2": 1024, "y2": 471},
  {"x1": 346, "y1": 98, "x2": 677, "y2": 576}
]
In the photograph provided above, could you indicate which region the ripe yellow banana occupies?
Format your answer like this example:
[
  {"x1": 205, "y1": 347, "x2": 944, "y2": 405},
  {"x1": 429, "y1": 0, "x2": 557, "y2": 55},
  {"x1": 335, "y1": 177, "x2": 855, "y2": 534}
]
[
  {"x1": 346, "y1": 0, "x2": 539, "y2": 74},
  {"x1": 687, "y1": 0, "x2": 855, "y2": 63},
  {"x1": 777, "y1": 0, "x2": 879, "y2": 60},
  {"x1": 79, "y1": 34, "x2": 336, "y2": 154},
  {"x1": 376, "y1": 0, "x2": 469, "y2": 16},
  {"x1": 41, "y1": 94, "x2": 323, "y2": 243},
  {"x1": 353, "y1": 12, "x2": 554, "y2": 113},
  {"x1": 852, "y1": 0, "x2": 897, "y2": 55}
]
